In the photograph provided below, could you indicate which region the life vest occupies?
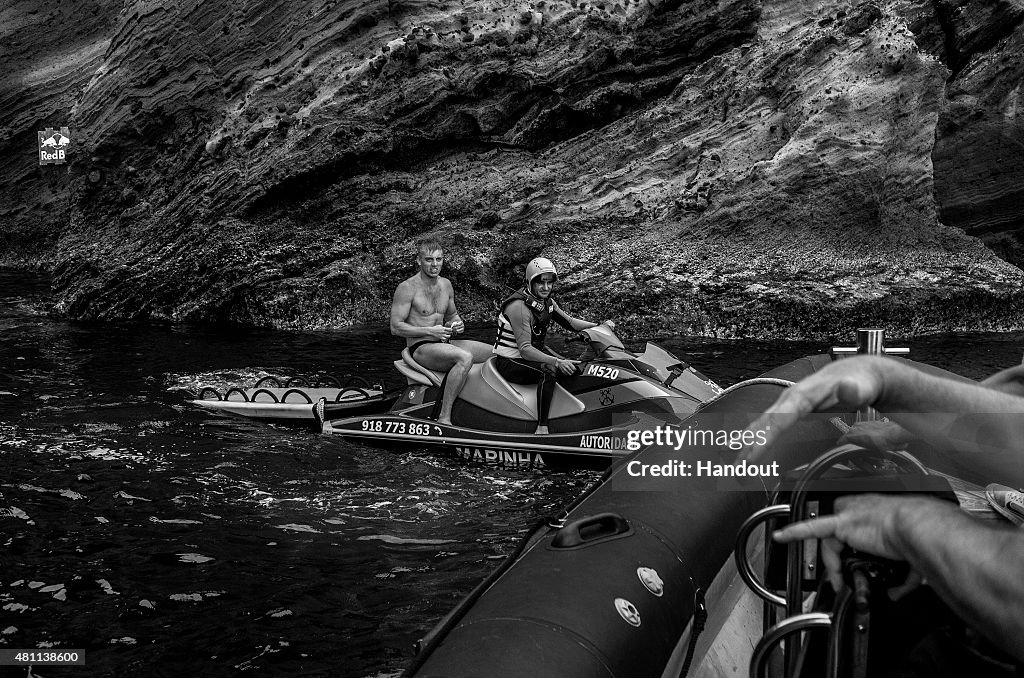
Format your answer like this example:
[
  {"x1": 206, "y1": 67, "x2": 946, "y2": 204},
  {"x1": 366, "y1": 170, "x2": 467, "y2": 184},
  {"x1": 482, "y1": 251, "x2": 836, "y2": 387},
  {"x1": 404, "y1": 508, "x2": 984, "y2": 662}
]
[{"x1": 493, "y1": 289, "x2": 570, "y2": 358}]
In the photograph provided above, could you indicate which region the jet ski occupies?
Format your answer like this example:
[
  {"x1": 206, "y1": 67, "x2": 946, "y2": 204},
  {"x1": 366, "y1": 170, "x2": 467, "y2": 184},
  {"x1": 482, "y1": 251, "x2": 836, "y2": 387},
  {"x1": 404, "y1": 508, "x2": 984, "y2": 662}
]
[
  {"x1": 187, "y1": 375, "x2": 400, "y2": 428},
  {"x1": 316, "y1": 324, "x2": 722, "y2": 467}
]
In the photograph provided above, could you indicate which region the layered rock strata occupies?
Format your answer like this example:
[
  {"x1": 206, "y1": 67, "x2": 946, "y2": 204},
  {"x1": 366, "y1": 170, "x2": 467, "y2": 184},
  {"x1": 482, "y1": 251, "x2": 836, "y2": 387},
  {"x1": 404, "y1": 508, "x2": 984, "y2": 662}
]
[{"x1": 2, "y1": 0, "x2": 1024, "y2": 339}]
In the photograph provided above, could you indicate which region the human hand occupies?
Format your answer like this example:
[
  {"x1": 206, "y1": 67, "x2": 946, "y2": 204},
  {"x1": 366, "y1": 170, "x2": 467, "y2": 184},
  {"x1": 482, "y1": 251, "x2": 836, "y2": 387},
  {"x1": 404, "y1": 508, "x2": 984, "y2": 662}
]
[
  {"x1": 429, "y1": 325, "x2": 454, "y2": 342},
  {"x1": 837, "y1": 420, "x2": 910, "y2": 452},
  {"x1": 449, "y1": 319, "x2": 465, "y2": 335},
  {"x1": 555, "y1": 358, "x2": 579, "y2": 375},
  {"x1": 741, "y1": 356, "x2": 889, "y2": 462},
  {"x1": 813, "y1": 537, "x2": 925, "y2": 601},
  {"x1": 772, "y1": 494, "x2": 921, "y2": 596}
]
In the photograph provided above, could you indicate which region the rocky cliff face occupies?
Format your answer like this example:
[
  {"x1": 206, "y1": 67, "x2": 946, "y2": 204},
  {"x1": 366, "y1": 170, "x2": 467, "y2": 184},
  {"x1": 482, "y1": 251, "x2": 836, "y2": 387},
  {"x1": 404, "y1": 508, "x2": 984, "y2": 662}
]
[
  {"x1": 2, "y1": 0, "x2": 1024, "y2": 339},
  {"x1": 930, "y1": 0, "x2": 1024, "y2": 269}
]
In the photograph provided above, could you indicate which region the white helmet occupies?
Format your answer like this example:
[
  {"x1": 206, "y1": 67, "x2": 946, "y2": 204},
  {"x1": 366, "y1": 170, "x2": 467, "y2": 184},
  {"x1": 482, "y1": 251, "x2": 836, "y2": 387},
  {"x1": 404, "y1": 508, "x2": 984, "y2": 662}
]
[{"x1": 525, "y1": 257, "x2": 558, "y2": 287}]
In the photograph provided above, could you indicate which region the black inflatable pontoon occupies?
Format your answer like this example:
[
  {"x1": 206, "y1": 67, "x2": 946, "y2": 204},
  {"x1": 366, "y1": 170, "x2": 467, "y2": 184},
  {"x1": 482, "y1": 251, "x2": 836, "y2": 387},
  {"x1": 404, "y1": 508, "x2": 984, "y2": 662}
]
[{"x1": 407, "y1": 354, "x2": 846, "y2": 678}]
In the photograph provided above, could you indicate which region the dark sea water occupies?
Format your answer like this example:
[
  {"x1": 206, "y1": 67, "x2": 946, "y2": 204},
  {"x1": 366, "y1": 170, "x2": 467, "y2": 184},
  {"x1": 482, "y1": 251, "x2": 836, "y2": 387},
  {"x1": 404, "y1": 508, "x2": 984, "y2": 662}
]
[{"x1": 2, "y1": 269, "x2": 1023, "y2": 677}]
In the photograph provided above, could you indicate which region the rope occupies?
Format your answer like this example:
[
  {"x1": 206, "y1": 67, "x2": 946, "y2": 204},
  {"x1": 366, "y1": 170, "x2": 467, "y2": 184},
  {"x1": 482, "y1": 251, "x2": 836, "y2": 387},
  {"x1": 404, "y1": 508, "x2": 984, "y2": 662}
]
[
  {"x1": 677, "y1": 588, "x2": 708, "y2": 678},
  {"x1": 706, "y1": 377, "x2": 796, "y2": 404}
]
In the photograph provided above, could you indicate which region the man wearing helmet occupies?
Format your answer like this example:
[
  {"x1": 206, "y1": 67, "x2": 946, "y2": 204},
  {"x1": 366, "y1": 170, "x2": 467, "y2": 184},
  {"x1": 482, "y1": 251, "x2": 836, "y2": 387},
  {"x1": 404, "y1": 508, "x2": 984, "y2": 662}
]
[
  {"x1": 494, "y1": 257, "x2": 611, "y2": 434},
  {"x1": 391, "y1": 238, "x2": 491, "y2": 426}
]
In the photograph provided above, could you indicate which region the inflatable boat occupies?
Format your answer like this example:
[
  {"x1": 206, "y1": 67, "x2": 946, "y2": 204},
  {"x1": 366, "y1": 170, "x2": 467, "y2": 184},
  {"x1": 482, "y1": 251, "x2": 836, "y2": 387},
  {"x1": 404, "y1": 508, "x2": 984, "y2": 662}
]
[
  {"x1": 405, "y1": 353, "x2": 839, "y2": 677},
  {"x1": 405, "y1": 350, "x2": 1018, "y2": 678}
]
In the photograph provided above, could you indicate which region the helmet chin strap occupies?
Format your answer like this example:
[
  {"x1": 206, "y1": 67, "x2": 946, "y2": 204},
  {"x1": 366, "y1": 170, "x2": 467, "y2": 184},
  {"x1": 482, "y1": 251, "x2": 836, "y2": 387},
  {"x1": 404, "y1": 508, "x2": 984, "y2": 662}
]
[{"x1": 521, "y1": 284, "x2": 549, "y2": 312}]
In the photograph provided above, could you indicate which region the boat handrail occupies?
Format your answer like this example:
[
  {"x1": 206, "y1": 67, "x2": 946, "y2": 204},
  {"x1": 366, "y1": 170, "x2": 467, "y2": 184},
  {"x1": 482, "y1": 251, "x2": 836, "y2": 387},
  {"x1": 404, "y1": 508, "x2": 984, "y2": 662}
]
[
  {"x1": 734, "y1": 504, "x2": 790, "y2": 608},
  {"x1": 785, "y1": 445, "x2": 928, "y2": 622},
  {"x1": 736, "y1": 443, "x2": 929, "y2": 676},
  {"x1": 750, "y1": 560, "x2": 894, "y2": 677},
  {"x1": 749, "y1": 612, "x2": 832, "y2": 678},
  {"x1": 280, "y1": 388, "x2": 313, "y2": 404}
]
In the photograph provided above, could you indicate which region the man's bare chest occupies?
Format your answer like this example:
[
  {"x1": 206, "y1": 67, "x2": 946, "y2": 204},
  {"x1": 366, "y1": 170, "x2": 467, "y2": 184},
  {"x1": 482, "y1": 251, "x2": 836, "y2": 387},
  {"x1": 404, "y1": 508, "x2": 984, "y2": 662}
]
[{"x1": 412, "y1": 285, "x2": 447, "y2": 315}]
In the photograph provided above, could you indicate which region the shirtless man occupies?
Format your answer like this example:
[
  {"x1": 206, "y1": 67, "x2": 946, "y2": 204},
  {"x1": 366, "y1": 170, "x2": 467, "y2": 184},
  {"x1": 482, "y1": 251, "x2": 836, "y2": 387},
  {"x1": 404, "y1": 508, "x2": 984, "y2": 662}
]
[{"x1": 390, "y1": 238, "x2": 490, "y2": 425}]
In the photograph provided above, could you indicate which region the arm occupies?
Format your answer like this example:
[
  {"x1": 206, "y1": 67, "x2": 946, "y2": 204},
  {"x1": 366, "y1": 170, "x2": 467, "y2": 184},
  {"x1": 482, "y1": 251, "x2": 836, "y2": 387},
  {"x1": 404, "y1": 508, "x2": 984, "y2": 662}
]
[
  {"x1": 744, "y1": 356, "x2": 1024, "y2": 487},
  {"x1": 542, "y1": 344, "x2": 564, "y2": 360},
  {"x1": 506, "y1": 302, "x2": 575, "y2": 374},
  {"x1": 550, "y1": 300, "x2": 601, "y2": 332},
  {"x1": 980, "y1": 364, "x2": 1024, "y2": 397},
  {"x1": 774, "y1": 494, "x2": 1024, "y2": 663},
  {"x1": 893, "y1": 499, "x2": 1024, "y2": 664},
  {"x1": 390, "y1": 283, "x2": 450, "y2": 341}
]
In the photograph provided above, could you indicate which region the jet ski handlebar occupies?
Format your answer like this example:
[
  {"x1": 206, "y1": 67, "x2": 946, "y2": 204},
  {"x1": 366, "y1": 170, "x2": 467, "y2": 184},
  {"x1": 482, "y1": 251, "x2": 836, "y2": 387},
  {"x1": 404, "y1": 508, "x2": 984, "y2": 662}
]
[{"x1": 579, "y1": 322, "x2": 625, "y2": 354}]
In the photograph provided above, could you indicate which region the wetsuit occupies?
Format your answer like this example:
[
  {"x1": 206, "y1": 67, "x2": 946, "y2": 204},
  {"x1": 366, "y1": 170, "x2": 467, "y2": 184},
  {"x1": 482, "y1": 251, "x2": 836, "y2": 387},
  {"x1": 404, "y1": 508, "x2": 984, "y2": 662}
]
[{"x1": 493, "y1": 289, "x2": 575, "y2": 427}]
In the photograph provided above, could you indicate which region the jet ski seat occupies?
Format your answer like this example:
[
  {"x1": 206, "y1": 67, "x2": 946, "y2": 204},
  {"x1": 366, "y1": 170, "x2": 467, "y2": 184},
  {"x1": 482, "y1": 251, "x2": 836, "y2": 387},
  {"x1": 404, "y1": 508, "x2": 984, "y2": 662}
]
[
  {"x1": 477, "y1": 358, "x2": 538, "y2": 418},
  {"x1": 471, "y1": 359, "x2": 584, "y2": 420},
  {"x1": 395, "y1": 353, "x2": 584, "y2": 422},
  {"x1": 395, "y1": 348, "x2": 445, "y2": 387},
  {"x1": 394, "y1": 351, "x2": 538, "y2": 418}
]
